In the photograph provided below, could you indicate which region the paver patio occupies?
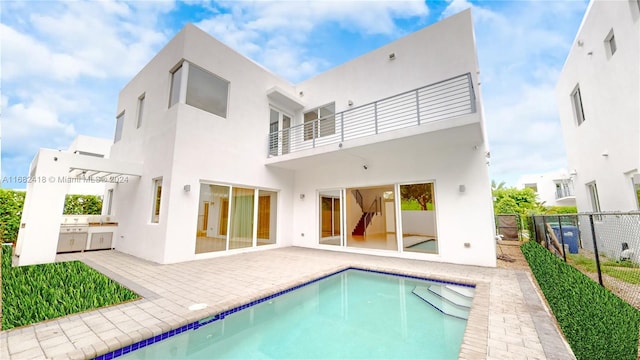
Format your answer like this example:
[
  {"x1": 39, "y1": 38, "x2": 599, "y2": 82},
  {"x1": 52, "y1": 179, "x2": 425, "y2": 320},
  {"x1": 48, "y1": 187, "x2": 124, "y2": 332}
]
[{"x1": 0, "y1": 247, "x2": 575, "y2": 359}]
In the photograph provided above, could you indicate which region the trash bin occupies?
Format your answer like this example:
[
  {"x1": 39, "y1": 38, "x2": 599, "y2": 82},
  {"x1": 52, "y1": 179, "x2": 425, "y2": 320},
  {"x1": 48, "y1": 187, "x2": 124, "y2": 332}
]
[{"x1": 551, "y1": 225, "x2": 579, "y2": 254}]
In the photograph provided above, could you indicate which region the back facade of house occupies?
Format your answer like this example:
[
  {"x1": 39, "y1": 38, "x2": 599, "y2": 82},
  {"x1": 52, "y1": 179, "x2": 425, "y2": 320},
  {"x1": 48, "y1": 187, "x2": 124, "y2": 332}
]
[{"x1": 16, "y1": 9, "x2": 496, "y2": 267}]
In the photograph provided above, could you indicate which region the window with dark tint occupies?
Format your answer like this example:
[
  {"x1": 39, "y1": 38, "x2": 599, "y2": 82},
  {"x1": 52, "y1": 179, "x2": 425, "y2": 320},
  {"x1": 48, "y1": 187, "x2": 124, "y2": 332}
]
[{"x1": 186, "y1": 64, "x2": 229, "y2": 118}]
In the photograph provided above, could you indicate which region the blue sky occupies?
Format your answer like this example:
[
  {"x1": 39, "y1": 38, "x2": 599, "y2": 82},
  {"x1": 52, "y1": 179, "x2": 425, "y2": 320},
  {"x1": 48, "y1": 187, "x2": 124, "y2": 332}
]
[{"x1": 1, "y1": 0, "x2": 589, "y2": 190}]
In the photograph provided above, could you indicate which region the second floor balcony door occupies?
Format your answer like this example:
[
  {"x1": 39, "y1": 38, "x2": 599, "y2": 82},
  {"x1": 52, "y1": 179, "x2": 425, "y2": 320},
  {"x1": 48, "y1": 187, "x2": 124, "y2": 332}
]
[{"x1": 269, "y1": 108, "x2": 291, "y2": 156}]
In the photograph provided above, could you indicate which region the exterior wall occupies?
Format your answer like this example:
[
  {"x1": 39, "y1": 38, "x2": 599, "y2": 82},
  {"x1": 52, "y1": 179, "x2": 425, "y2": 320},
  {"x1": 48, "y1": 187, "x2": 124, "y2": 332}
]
[
  {"x1": 65, "y1": 10, "x2": 495, "y2": 267},
  {"x1": 66, "y1": 135, "x2": 112, "y2": 195},
  {"x1": 516, "y1": 169, "x2": 576, "y2": 207},
  {"x1": 291, "y1": 129, "x2": 495, "y2": 267},
  {"x1": 557, "y1": 0, "x2": 640, "y2": 212}
]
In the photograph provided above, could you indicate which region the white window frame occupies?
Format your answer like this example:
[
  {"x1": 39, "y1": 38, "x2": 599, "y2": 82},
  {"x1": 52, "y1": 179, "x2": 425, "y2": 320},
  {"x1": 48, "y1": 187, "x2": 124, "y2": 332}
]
[
  {"x1": 586, "y1": 181, "x2": 601, "y2": 214},
  {"x1": 151, "y1": 178, "x2": 163, "y2": 223},
  {"x1": 604, "y1": 29, "x2": 616, "y2": 57},
  {"x1": 136, "y1": 93, "x2": 145, "y2": 129},
  {"x1": 105, "y1": 189, "x2": 114, "y2": 215},
  {"x1": 114, "y1": 111, "x2": 125, "y2": 143},
  {"x1": 571, "y1": 85, "x2": 585, "y2": 126}
]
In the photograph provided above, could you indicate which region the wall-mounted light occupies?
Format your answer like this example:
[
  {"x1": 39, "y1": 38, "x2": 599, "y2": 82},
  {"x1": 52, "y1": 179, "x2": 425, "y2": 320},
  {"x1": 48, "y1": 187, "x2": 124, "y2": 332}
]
[
  {"x1": 388, "y1": 52, "x2": 396, "y2": 60},
  {"x1": 577, "y1": 40, "x2": 584, "y2": 47},
  {"x1": 299, "y1": 193, "x2": 305, "y2": 200},
  {"x1": 363, "y1": 164, "x2": 368, "y2": 170},
  {"x1": 183, "y1": 184, "x2": 191, "y2": 192},
  {"x1": 299, "y1": 91, "x2": 304, "y2": 97},
  {"x1": 601, "y1": 151, "x2": 609, "y2": 157},
  {"x1": 570, "y1": 169, "x2": 578, "y2": 176},
  {"x1": 587, "y1": 51, "x2": 593, "y2": 56},
  {"x1": 348, "y1": 100, "x2": 353, "y2": 106},
  {"x1": 459, "y1": 185, "x2": 466, "y2": 193}
]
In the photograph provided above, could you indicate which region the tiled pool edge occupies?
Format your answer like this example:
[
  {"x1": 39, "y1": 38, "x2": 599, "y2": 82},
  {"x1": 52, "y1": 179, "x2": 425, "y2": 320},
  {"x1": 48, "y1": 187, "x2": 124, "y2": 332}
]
[{"x1": 93, "y1": 265, "x2": 486, "y2": 360}]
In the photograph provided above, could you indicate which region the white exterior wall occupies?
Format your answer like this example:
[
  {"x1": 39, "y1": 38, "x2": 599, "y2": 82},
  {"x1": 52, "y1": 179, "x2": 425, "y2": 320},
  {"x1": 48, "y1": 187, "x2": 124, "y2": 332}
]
[
  {"x1": 516, "y1": 169, "x2": 576, "y2": 207},
  {"x1": 557, "y1": 0, "x2": 640, "y2": 212},
  {"x1": 18, "y1": 10, "x2": 495, "y2": 267}
]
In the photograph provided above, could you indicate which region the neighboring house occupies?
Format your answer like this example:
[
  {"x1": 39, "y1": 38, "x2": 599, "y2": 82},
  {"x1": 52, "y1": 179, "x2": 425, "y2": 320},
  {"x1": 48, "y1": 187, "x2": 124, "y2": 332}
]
[
  {"x1": 556, "y1": 0, "x2": 640, "y2": 212},
  {"x1": 516, "y1": 169, "x2": 576, "y2": 207},
  {"x1": 15, "y1": 9, "x2": 496, "y2": 267}
]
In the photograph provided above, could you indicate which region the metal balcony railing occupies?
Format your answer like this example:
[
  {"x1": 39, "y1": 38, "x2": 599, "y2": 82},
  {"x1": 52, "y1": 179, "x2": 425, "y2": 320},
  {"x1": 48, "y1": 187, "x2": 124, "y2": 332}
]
[
  {"x1": 268, "y1": 72, "x2": 477, "y2": 157},
  {"x1": 555, "y1": 187, "x2": 575, "y2": 199}
]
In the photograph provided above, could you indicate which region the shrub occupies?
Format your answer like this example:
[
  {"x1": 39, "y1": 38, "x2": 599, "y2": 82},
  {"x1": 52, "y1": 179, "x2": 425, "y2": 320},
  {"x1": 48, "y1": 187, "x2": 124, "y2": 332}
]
[
  {"x1": 1, "y1": 245, "x2": 139, "y2": 330},
  {"x1": 521, "y1": 241, "x2": 640, "y2": 360},
  {"x1": 0, "y1": 190, "x2": 102, "y2": 243}
]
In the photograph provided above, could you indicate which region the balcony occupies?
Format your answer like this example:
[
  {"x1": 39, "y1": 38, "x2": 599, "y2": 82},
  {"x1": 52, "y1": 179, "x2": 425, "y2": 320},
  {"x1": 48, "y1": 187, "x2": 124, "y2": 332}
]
[{"x1": 267, "y1": 72, "x2": 477, "y2": 158}]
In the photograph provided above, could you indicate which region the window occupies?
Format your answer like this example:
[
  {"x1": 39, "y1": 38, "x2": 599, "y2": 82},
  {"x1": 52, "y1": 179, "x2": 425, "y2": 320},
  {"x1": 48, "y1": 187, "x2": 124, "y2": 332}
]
[
  {"x1": 304, "y1": 103, "x2": 335, "y2": 140},
  {"x1": 106, "y1": 189, "x2": 113, "y2": 215},
  {"x1": 587, "y1": 182, "x2": 601, "y2": 213},
  {"x1": 114, "y1": 112, "x2": 124, "y2": 143},
  {"x1": 524, "y1": 183, "x2": 538, "y2": 192},
  {"x1": 136, "y1": 93, "x2": 145, "y2": 129},
  {"x1": 571, "y1": 85, "x2": 585, "y2": 126},
  {"x1": 632, "y1": 174, "x2": 640, "y2": 210},
  {"x1": 169, "y1": 65, "x2": 183, "y2": 108},
  {"x1": 151, "y1": 178, "x2": 162, "y2": 223},
  {"x1": 186, "y1": 64, "x2": 229, "y2": 118},
  {"x1": 605, "y1": 29, "x2": 617, "y2": 56},
  {"x1": 269, "y1": 108, "x2": 292, "y2": 156}
]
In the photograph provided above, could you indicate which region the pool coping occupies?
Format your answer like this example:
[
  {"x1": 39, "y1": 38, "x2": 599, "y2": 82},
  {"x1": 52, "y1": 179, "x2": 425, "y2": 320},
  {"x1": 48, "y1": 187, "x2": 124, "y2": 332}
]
[{"x1": 93, "y1": 264, "x2": 489, "y2": 359}]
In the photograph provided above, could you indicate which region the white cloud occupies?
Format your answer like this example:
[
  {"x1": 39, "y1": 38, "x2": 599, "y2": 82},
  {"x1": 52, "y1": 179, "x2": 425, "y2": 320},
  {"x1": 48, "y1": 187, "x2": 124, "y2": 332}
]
[{"x1": 195, "y1": 0, "x2": 429, "y2": 82}]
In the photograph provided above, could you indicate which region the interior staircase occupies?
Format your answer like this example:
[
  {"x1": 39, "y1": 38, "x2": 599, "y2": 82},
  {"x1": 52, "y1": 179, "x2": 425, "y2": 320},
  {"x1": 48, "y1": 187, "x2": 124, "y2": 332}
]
[
  {"x1": 412, "y1": 284, "x2": 474, "y2": 320},
  {"x1": 352, "y1": 212, "x2": 375, "y2": 236}
]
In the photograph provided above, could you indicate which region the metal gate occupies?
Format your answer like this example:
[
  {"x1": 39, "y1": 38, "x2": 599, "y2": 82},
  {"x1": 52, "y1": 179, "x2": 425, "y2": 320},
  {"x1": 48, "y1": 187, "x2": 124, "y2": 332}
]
[{"x1": 496, "y1": 214, "x2": 520, "y2": 241}]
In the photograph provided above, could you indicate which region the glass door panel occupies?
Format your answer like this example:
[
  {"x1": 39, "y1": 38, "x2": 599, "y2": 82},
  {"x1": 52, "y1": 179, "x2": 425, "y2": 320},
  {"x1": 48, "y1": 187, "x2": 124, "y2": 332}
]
[
  {"x1": 229, "y1": 187, "x2": 255, "y2": 250},
  {"x1": 195, "y1": 184, "x2": 230, "y2": 254}
]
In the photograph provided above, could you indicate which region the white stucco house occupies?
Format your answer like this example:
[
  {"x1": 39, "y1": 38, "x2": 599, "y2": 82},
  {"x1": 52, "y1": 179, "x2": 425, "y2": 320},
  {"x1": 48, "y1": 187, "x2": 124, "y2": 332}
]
[
  {"x1": 15, "y1": 9, "x2": 496, "y2": 267},
  {"x1": 516, "y1": 169, "x2": 576, "y2": 207},
  {"x1": 557, "y1": 0, "x2": 640, "y2": 212}
]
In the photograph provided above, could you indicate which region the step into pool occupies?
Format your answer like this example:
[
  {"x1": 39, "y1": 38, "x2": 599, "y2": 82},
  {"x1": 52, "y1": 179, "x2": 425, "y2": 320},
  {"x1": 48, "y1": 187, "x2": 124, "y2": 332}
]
[{"x1": 109, "y1": 269, "x2": 474, "y2": 359}]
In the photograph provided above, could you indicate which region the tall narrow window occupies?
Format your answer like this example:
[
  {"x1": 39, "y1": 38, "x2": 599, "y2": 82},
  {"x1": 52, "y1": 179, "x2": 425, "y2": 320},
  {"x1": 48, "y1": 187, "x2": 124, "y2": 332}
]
[
  {"x1": 400, "y1": 183, "x2": 438, "y2": 254},
  {"x1": 169, "y1": 65, "x2": 183, "y2": 108},
  {"x1": 587, "y1": 182, "x2": 601, "y2": 213},
  {"x1": 114, "y1": 112, "x2": 124, "y2": 143},
  {"x1": 605, "y1": 29, "x2": 616, "y2": 56},
  {"x1": 151, "y1": 178, "x2": 163, "y2": 223},
  {"x1": 571, "y1": 85, "x2": 585, "y2": 126},
  {"x1": 106, "y1": 189, "x2": 113, "y2": 215},
  {"x1": 632, "y1": 175, "x2": 640, "y2": 210},
  {"x1": 136, "y1": 94, "x2": 145, "y2": 129}
]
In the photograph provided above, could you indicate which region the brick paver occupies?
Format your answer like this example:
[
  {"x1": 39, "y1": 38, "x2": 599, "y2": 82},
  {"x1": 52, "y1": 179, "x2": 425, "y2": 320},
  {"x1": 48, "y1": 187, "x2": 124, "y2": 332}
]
[{"x1": 0, "y1": 247, "x2": 575, "y2": 359}]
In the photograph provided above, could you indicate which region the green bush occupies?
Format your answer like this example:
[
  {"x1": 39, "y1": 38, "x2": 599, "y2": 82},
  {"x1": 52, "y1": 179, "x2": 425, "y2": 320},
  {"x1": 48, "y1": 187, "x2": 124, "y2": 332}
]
[
  {"x1": 521, "y1": 241, "x2": 640, "y2": 360},
  {"x1": 1, "y1": 245, "x2": 139, "y2": 330},
  {"x1": 0, "y1": 189, "x2": 102, "y2": 243}
]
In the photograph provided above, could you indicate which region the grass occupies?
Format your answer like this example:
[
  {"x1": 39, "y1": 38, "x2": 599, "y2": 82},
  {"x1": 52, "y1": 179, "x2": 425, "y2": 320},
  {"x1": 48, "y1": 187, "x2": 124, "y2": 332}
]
[
  {"x1": 1, "y1": 244, "x2": 139, "y2": 330},
  {"x1": 567, "y1": 253, "x2": 640, "y2": 285},
  {"x1": 522, "y1": 241, "x2": 640, "y2": 360}
]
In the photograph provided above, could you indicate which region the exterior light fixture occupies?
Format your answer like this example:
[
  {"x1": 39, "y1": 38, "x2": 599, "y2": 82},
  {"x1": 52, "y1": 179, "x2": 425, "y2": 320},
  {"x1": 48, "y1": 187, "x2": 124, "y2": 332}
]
[
  {"x1": 348, "y1": 100, "x2": 353, "y2": 106},
  {"x1": 184, "y1": 184, "x2": 191, "y2": 192},
  {"x1": 388, "y1": 53, "x2": 396, "y2": 60},
  {"x1": 300, "y1": 194, "x2": 305, "y2": 200}
]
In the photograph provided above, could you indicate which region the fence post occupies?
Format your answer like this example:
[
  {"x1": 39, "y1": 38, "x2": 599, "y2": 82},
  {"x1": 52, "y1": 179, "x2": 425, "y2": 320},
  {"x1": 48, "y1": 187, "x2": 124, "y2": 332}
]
[
  {"x1": 589, "y1": 214, "x2": 604, "y2": 287},
  {"x1": 558, "y1": 215, "x2": 567, "y2": 262},
  {"x1": 542, "y1": 216, "x2": 550, "y2": 250}
]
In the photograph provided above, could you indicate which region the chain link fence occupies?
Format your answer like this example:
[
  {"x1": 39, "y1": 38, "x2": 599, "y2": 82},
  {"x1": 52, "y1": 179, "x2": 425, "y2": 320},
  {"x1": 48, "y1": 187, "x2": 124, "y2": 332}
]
[{"x1": 530, "y1": 213, "x2": 640, "y2": 309}]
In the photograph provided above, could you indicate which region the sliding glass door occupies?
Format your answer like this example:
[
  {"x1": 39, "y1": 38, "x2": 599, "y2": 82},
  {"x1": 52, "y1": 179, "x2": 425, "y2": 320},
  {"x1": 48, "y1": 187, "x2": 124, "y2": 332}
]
[
  {"x1": 196, "y1": 183, "x2": 277, "y2": 254},
  {"x1": 319, "y1": 190, "x2": 342, "y2": 246}
]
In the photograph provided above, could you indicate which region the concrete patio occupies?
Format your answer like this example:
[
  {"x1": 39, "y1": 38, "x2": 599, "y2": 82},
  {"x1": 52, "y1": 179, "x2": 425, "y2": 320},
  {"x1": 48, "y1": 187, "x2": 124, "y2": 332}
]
[{"x1": 0, "y1": 247, "x2": 574, "y2": 359}]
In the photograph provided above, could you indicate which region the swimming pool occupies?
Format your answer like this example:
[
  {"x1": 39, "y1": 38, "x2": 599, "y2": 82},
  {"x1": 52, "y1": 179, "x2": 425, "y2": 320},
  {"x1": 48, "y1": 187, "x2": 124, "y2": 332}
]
[{"x1": 109, "y1": 269, "x2": 474, "y2": 359}]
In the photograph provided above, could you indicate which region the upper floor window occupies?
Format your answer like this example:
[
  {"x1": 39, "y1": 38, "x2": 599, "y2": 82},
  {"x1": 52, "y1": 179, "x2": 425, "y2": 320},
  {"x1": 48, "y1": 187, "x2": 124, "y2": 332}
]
[
  {"x1": 571, "y1": 85, "x2": 585, "y2": 126},
  {"x1": 168, "y1": 62, "x2": 230, "y2": 118},
  {"x1": 169, "y1": 65, "x2": 183, "y2": 108},
  {"x1": 524, "y1": 183, "x2": 538, "y2": 192},
  {"x1": 114, "y1": 112, "x2": 124, "y2": 143},
  {"x1": 605, "y1": 29, "x2": 617, "y2": 57},
  {"x1": 304, "y1": 103, "x2": 335, "y2": 141},
  {"x1": 136, "y1": 93, "x2": 145, "y2": 129},
  {"x1": 632, "y1": 174, "x2": 640, "y2": 210}
]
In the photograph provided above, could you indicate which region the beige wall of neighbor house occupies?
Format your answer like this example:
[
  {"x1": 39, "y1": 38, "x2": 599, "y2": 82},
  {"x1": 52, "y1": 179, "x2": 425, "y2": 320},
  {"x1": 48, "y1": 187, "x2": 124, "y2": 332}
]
[{"x1": 557, "y1": 0, "x2": 640, "y2": 212}]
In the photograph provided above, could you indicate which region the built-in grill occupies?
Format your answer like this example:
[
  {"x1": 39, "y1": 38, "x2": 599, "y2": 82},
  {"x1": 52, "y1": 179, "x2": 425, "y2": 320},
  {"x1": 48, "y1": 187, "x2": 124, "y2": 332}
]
[{"x1": 58, "y1": 217, "x2": 89, "y2": 253}]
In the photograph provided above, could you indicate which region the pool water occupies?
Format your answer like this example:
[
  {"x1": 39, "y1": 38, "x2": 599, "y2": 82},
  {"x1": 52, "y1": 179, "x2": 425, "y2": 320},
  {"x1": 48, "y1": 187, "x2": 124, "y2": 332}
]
[{"x1": 119, "y1": 270, "x2": 471, "y2": 359}]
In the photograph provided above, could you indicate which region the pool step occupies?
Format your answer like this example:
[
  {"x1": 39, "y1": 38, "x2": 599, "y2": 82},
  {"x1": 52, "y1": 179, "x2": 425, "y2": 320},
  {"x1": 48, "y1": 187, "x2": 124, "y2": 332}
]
[
  {"x1": 428, "y1": 285, "x2": 474, "y2": 308},
  {"x1": 412, "y1": 285, "x2": 471, "y2": 320}
]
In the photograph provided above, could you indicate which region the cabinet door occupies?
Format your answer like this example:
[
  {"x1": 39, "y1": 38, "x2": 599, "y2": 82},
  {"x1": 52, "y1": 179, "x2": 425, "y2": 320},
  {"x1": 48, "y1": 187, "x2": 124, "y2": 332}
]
[
  {"x1": 57, "y1": 234, "x2": 74, "y2": 253},
  {"x1": 90, "y1": 232, "x2": 113, "y2": 250}
]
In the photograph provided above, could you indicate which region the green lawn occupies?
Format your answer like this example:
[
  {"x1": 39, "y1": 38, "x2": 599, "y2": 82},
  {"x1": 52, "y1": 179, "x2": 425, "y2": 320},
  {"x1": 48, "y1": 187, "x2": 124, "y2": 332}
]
[
  {"x1": 567, "y1": 253, "x2": 640, "y2": 285},
  {"x1": 1, "y1": 245, "x2": 139, "y2": 330}
]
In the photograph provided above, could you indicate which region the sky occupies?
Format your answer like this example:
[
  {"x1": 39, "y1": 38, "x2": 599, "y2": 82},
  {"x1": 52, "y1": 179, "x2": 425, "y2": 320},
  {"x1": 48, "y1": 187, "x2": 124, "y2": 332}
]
[{"x1": 0, "y1": 0, "x2": 589, "y2": 190}]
